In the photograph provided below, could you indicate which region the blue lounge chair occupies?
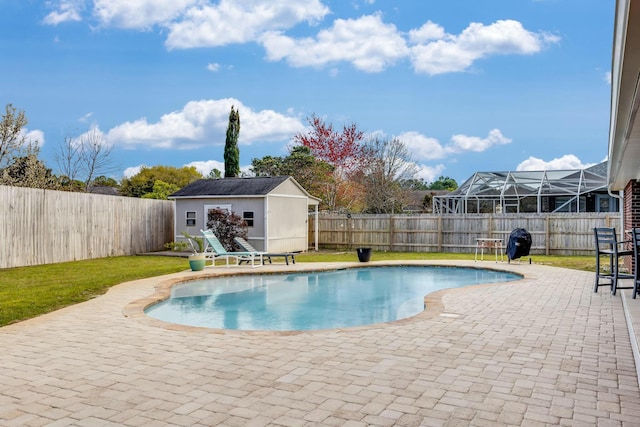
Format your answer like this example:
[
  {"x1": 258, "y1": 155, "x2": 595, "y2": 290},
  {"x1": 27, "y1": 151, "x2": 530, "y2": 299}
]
[
  {"x1": 201, "y1": 230, "x2": 263, "y2": 268},
  {"x1": 234, "y1": 237, "x2": 296, "y2": 265}
]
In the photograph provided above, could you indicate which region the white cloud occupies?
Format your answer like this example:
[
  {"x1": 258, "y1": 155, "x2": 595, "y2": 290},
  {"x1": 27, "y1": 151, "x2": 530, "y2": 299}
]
[
  {"x1": 79, "y1": 112, "x2": 94, "y2": 123},
  {"x1": 77, "y1": 125, "x2": 113, "y2": 148},
  {"x1": 447, "y1": 129, "x2": 511, "y2": 153},
  {"x1": 43, "y1": 2, "x2": 558, "y2": 76},
  {"x1": 261, "y1": 13, "x2": 409, "y2": 72},
  {"x1": 408, "y1": 21, "x2": 445, "y2": 43},
  {"x1": 107, "y1": 98, "x2": 305, "y2": 150},
  {"x1": 516, "y1": 154, "x2": 594, "y2": 171},
  {"x1": 43, "y1": 0, "x2": 83, "y2": 25},
  {"x1": 410, "y1": 20, "x2": 559, "y2": 75},
  {"x1": 185, "y1": 160, "x2": 253, "y2": 177},
  {"x1": 45, "y1": 0, "x2": 329, "y2": 36},
  {"x1": 21, "y1": 129, "x2": 46, "y2": 147},
  {"x1": 165, "y1": 0, "x2": 329, "y2": 49},
  {"x1": 414, "y1": 163, "x2": 446, "y2": 183},
  {"x1": 376, "y1": 128, "x2": 509, "y2": 165},
  {"x1": 397, "y1": 131, "x2": 446, "y2": 160},
  {"x1": 206, "y1": 63, "x2": 220, "y2": 72},
  {"x1": 185, "y1": 160, "x2": 225, "y2": 177},
  {"x1": 93, "y1": 0, "x2": 197, "y2": 29},
  {"x1": 123, "y1": 164, "x2": 144, "y2": 178},
  {"x1": 262, "y1": 17, "x2": 557, "y2": 74},
  {"x1": 604, "y1": 71, "x2": 612, "y2": 85}
]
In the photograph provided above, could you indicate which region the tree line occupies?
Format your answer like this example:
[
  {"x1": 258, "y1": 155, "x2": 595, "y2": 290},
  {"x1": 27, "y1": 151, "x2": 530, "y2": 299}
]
[
  {"x1": 251, "y1": 114, "x2": 457, "y2": 213},
  {"x1": 1, "y1": 104, "x2": 457, "y2": 213},
  {"x1": 0, "y1": 104, "x2": 119, "y2": 192}
]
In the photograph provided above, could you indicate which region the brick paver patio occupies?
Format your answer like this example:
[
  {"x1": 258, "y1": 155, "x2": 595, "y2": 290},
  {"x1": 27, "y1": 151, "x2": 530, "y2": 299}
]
[{"x1": 1, "y1": 260, "x2": 639, "y2": 426}]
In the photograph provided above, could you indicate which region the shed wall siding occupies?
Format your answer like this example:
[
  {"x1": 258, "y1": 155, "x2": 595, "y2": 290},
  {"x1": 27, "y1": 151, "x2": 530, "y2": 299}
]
[
  {"x1": 175, "y1": 198, "x2": 265, "y2": 242},
  {"x1": 271, "y1": 179, "x2": 306, "y2": 197},
  {"x1": 172, "y1": 177, "x2": 314, "y2": 252},
  {"x1": 267, "y1": 195, "x2": 309, "y2": 252}
]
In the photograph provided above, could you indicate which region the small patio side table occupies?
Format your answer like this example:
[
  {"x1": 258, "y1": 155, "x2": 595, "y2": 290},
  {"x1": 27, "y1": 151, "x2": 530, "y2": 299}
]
[{"x1": 475, "y1": 238, "x2": 503, "y2": 262}]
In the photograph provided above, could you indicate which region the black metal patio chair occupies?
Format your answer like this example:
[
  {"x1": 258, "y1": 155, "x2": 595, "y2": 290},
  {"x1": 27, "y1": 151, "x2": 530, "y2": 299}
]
[
  {"x1": 629, "y1": 228, "x2": 640, "y2": 299},
  {"x1": 594, "y1": 227, "x2": 634, "y2": 295}
]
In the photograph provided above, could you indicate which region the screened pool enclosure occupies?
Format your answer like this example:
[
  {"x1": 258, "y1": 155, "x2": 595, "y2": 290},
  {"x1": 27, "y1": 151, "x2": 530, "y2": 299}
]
[{"x1": 433, "y1": 162, "x2": 618, "y2": 214}]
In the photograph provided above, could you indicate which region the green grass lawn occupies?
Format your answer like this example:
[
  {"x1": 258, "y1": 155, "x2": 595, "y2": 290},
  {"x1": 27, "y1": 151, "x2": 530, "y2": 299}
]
[
  {"x1": 0, "y1": 251, "x2": 595, "y2": 327},
  {"x1": 0, "y1": 256, "x2": 187, "y2": 327}
]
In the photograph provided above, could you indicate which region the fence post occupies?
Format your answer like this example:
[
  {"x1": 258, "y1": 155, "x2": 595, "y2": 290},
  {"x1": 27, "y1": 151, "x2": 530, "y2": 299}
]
[
  {"x1": 437, "y1": 216, "x2": 443, "y2": 252},
  {"x1": 488, "y1": 214, "x2": 493, "y2": 238},
  {"x1": 389, "y1": 215, "x2": 395, "y2": 251},
  {"x1": 545, "y1": 216, "x2": 550, "y2": 255},
  {"x1": 347, "y1": 216, "x2": 352, "y2": 250}
]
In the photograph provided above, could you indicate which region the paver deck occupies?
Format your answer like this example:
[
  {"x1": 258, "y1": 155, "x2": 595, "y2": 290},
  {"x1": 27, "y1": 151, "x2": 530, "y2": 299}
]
[{"x1": 1, "y1": 260, "x2": 640, "y2": 426}]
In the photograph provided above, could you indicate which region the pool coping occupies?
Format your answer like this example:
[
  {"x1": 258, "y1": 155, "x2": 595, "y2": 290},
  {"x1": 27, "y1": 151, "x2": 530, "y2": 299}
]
[{"x1": 123, "y1": 260, "x2": 533, "y2": 336}]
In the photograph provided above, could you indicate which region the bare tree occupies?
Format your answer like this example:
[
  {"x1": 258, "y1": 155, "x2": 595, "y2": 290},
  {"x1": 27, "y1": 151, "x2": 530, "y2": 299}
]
[
  {"x1": 0, "y1": 104, "x2": 30, "y2": 168},
  {"x1": 54, "y1": 126, "x2": 118, "y2": 192},
  {"x1": 80, "y1": 127, "x2": 116, "y2": 192},
  {"x1": 357, "y1": 137, "x2": 418, "y2": 213},
  {"x1": 54, "y1": 134, "x2": 83, "y2": 187}
]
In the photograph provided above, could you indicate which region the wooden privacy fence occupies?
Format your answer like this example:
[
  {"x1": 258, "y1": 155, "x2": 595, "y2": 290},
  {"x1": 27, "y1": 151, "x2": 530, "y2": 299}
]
[
  {"x1": 0, "y1": 185, "x2": 174, "y2": 268},
  {"x1": 309, "y1": 213, "x2": 621, "y2": 256}
]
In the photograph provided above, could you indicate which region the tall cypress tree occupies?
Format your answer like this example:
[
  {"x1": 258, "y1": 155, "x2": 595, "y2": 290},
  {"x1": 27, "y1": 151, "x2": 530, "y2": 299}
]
[{"x1": 224, "y1": 106, "x2": 240, "y2": 178}]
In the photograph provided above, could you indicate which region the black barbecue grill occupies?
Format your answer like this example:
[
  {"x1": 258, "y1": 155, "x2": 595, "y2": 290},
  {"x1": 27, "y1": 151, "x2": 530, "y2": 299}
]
[{"x1": 506, "y1": 228, "x2": 532, "y2": 263}]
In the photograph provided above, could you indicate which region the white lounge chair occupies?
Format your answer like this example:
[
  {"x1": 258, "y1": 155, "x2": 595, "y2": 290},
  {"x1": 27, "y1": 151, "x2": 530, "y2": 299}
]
[
  {"x1": 201, "y1": 230, "x2": 263, "y2": 268},
  {"x1": 234, "y1": 237, "x2": 296, "y2": 265}
]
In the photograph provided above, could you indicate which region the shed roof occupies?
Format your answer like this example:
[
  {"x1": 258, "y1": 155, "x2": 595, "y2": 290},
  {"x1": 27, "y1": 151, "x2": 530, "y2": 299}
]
[
  {"x1": 170, "y1": 176, "x2": 321, "y2": 205},
  {"x1": 170, "y1": 176, "x2": 290, "y2": 197}
]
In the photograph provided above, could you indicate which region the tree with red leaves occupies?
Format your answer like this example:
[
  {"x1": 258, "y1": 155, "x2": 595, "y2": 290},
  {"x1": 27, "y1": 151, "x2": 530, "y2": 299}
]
[
  {"x1": 292, "y1": 115, "x2": 366, "y2": 172},
  {"x1": 291, "y1": 115, "x2": 368, "y2": 211}
]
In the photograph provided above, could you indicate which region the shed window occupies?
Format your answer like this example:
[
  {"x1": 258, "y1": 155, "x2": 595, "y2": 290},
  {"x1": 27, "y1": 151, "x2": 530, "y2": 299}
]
[
  {"x1": 186, "y1": 211, "x2": 196, "y2": 227},
  {"x1": 243, "y1": 211, "x2": 254, "y2": 227}
]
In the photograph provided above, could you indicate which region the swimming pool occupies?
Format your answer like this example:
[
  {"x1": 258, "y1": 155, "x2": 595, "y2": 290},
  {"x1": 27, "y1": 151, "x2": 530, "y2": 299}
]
[{"x1": 145, "y1": 266, "x2": 521, "y2": 331}]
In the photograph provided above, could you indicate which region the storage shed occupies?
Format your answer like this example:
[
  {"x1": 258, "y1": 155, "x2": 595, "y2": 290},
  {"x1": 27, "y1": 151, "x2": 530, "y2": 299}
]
[{"x1": 170, "y1": 176, "x2": 320, "y2": 252}]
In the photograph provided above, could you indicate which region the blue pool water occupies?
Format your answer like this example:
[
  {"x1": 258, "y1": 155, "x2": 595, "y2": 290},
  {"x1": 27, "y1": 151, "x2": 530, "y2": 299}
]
[{"x1": 145, "y1": 266, "x2": 521, "y2": 331}]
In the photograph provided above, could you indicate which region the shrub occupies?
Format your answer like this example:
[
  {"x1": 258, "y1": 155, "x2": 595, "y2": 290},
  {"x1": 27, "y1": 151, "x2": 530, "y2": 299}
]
[
  {"x1": 163, "y1": 241, "x2": 190, "y2": 251},
  {"x1": 206, "y1": 208, "x2": 248, "y2": 250}
]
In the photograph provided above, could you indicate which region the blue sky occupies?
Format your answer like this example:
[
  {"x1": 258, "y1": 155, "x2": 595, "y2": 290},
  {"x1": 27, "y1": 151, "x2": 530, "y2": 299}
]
[{"x1": 1, "y1": 0, "x2": 614, "y2": 185}]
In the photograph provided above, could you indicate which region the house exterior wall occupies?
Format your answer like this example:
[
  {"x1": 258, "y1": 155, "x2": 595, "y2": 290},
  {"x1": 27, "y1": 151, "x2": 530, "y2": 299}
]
[
  {"x1": 624, "y1": 180, "x2": 640, "y2": 230},
  {"x1": 623, "y1": 180, "x2": 640, "y2": 272},
  {"x1": 266, "y1": 194, "x2": 309, "y2": 252}
]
